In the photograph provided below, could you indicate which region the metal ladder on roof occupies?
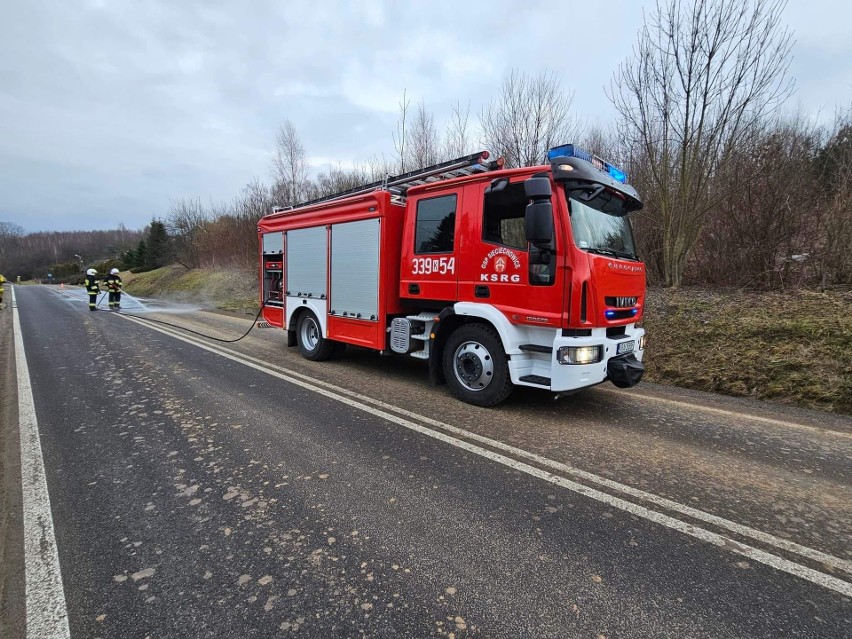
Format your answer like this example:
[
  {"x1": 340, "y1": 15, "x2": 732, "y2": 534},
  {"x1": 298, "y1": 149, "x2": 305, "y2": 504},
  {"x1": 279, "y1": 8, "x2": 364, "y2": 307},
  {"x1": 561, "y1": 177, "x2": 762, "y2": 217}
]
[{"x1": 273, "y1": 151, "x2": 503, "y2": 212}]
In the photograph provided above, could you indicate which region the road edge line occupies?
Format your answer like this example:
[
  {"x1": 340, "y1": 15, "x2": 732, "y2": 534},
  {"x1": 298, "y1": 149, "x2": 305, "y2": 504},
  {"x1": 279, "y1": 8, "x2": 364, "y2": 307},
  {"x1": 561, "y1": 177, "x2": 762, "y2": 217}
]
[{"x1": 12, "y1": 287, "x2": 71, "y2": 639}]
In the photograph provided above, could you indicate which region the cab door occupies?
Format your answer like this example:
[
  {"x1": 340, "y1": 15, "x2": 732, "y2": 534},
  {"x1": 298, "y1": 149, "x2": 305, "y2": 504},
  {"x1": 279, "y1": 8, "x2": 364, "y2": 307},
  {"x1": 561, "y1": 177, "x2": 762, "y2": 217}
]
[
  {"x1": 460, "y1": 178, "x2": 563, "y2": 327},
  {"x1": 400, "y1": 189, "x2": 462, "y2": 303}
]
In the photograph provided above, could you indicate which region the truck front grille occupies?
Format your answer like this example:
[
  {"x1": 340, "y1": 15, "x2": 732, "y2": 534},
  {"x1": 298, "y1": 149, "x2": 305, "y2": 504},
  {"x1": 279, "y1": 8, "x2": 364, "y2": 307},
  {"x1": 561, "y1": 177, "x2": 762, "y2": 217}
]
[{"x1": 605, "y1": 296, "x2": 638, "y2": 308}]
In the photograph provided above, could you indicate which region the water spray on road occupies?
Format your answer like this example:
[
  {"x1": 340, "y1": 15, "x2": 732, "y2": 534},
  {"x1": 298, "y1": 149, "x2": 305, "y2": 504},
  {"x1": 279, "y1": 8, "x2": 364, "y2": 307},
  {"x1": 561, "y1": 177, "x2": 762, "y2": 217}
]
[{"x1": 61, "y1": 286, "x2": 261, "y2": 343}]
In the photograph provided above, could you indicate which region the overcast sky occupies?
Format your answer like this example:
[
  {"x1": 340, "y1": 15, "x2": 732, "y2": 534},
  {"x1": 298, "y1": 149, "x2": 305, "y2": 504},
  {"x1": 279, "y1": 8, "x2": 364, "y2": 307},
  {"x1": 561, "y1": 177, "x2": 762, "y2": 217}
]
[{"x1": 1, "y1": 0, "x2": 850, "y2": 233}]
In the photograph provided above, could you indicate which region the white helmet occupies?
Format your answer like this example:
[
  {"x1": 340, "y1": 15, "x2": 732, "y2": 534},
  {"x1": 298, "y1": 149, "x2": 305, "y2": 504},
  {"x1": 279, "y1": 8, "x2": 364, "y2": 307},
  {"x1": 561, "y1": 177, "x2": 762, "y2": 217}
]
[
  {"x1": 110, "y1": 268, "x2": 120, "y2": 275},
  {"x1": 86, "y1": 268, "x2": 97, "y2": 276}
]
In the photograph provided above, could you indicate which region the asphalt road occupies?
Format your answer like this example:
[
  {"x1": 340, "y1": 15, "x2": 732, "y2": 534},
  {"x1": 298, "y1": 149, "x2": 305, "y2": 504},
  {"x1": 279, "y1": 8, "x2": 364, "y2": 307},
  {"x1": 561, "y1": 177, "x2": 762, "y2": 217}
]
[{"x1": 2, "y1": 284, "x2": 850, "y2": 638}]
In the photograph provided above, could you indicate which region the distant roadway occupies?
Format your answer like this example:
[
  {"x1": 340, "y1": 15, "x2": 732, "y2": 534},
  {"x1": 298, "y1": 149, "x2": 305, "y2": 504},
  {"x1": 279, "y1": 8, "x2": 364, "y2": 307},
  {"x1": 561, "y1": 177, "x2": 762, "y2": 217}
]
[{"x1": 1, "y1": 284, "x2": 850, "y2": 638}]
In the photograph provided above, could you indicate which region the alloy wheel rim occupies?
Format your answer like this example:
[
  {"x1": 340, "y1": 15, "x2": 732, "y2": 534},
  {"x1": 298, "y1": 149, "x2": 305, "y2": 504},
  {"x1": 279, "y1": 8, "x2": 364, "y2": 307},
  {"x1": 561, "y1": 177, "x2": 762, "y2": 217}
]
[
  {"x1": 453, "y1": 340, "x2": 494, "y2": 391},
  {"x1": 301, "y1": 318, "x2": 319, "y2": 350}
]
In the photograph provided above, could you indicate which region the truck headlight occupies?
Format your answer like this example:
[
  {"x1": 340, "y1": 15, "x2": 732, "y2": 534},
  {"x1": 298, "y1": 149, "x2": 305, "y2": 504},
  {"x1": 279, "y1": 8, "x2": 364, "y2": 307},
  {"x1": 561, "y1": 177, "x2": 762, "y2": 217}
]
[{"x1": 557, "y1": 345, "x2": 603, "y2": 365}]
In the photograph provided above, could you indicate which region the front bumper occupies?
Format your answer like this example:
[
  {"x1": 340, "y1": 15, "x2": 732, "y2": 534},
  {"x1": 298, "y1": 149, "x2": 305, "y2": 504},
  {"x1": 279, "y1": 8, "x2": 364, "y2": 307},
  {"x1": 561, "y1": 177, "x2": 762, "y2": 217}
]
[{"x1": 546, "y1": 326, "x2": 645, "y2": 392}]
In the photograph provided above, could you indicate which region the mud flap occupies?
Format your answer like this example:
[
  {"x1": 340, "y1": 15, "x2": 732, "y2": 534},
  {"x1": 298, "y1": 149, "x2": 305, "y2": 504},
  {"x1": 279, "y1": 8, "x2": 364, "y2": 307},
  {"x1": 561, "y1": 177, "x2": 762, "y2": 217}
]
[{"x1": 607, "y1": 353, "x2": 644, "y2": 388}]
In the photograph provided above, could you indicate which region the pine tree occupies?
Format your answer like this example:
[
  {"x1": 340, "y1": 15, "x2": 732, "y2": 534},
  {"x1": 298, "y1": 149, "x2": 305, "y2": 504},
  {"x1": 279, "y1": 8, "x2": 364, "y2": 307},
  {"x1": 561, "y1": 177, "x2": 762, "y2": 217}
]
[
  {"x1": 144, "y1": 220, "x2": 171, "y2": 269},
  {"x1": 135, "y1": 239, "x2": 147, "y2": 270}
]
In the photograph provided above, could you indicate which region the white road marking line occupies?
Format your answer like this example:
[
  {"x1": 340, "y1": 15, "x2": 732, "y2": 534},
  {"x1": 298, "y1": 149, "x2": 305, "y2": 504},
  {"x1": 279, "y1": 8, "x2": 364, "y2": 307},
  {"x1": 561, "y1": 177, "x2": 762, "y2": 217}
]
[
  {"x1": 122, "y1": 317, "x2": 852, "y2": 575},
  {"x1": 120, "y1": 314, "x2": 852, "y2": 597},
  {"x1": 307, "y1": 394, "x2": 852, "y2": 575},
  {"x1": 12, "y1": 288, "x2": 72, "y2": 639},
  {"x1": 596, "y1": 387, "x2": 852, "y2": 438},
  {"x1": 340, "y1": 404, "x2": 852, "y2": 574}
]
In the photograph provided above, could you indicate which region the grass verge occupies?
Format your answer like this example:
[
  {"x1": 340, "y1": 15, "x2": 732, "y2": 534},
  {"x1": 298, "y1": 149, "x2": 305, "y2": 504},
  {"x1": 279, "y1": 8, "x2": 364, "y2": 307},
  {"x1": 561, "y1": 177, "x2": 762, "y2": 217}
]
[
  {"x1": 643, "y1": 287, "x2": 852, "y2": 414},
  {"x1": 124, "y1": 266, "x2": 257, "y2": 312}
]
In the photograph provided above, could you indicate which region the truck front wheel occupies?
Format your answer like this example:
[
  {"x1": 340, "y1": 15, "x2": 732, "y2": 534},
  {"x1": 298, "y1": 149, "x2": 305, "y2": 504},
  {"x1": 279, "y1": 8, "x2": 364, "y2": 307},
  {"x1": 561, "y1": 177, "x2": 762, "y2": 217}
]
[
  {"x1": 442, "y1": 324, "x2": 513, "y2": 407},
  {"x1": 297, "y1": 311, "x2": 336, "y2": 361}
]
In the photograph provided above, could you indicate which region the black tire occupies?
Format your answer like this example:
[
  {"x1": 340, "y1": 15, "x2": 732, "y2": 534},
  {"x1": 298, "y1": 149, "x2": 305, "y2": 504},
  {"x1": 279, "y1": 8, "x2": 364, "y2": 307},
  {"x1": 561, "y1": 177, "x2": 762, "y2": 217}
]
[
  {"x1": 442, "y1": 323, "x2": 513, "y2": 407},
  {"x1": 297, "y1": 311, "x2": 336, "y2": 361}
]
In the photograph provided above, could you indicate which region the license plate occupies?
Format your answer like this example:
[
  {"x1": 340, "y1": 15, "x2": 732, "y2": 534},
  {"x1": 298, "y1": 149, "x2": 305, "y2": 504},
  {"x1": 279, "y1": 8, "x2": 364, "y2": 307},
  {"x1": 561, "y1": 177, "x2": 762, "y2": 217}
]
[{"x1": 616, "y1": 340, "x2": 635, "y2": 355}]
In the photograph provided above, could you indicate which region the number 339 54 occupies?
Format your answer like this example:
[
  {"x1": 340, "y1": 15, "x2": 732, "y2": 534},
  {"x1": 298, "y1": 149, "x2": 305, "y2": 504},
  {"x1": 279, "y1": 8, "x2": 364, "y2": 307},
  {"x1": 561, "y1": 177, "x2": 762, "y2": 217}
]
[{"x1": 412, "y1": 257, "x2": 455, "y2": 275}]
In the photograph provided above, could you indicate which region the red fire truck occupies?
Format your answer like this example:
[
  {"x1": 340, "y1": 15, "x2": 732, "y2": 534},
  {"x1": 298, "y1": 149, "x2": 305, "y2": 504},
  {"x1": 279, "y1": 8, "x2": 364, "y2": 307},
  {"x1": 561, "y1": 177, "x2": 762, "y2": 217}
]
[{"x1": 257, "y1": 145, "x2": 645, "y2": 407}]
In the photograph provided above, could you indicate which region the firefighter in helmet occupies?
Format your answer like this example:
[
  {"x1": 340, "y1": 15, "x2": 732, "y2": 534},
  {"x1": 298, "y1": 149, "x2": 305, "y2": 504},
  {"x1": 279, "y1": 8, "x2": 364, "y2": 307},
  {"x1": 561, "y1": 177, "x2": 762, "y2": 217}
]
[
  {"x1": 84, "y1": 268, "x2": 100, "y2": 311},
  {"x1": 103, "y1": 268, "x2": 123, "y2": 310},
  {"x1": 0, "y1": 272, "x2": 6, "y2": 308}
]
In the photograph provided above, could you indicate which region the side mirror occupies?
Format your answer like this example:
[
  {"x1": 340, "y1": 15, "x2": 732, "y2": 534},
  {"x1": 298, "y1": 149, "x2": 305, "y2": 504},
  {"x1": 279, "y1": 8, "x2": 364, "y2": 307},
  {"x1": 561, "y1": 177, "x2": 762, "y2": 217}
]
[
  {"x1": 525, "y1": 202, "x2": 553, "y2": 245},
  {"x1": 524, "y1": 176, "x2": 552, "y2": 199},
  {"x1": 524, "y1": 176, "x2": 553, "y2": 247}
]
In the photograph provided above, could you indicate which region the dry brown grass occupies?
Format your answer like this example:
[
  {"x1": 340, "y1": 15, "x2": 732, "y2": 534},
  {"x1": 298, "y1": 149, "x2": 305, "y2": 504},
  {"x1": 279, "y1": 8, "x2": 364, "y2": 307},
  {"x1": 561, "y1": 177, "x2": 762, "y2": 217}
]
[
  {"x1": 124, "y1": 265, "x2": 257, "y2": 311},
  {"x1": 642, "y1": 287, "x2": 852, "y2": 414}
]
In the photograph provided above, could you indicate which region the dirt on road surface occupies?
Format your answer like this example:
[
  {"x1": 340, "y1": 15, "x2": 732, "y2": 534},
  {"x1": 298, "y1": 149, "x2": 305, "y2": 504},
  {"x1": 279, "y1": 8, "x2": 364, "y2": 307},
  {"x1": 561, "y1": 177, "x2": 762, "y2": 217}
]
[{"x1": 3, "y1": 288, "x2": 851, "y2": 637}]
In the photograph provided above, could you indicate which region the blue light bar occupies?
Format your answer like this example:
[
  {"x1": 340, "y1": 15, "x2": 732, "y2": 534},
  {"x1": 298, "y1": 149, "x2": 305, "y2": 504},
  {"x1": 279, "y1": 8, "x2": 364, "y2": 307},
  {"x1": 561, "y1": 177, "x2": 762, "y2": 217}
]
[
  {"x1": 548, "y1": 144, "x2": 628, "y2": 184},
  {"x1": 548, "y1": 144, "x2": 590, "y2": 162},
  {"x1": 608, "y1": 165, "x2": 627, "y2": 183}
]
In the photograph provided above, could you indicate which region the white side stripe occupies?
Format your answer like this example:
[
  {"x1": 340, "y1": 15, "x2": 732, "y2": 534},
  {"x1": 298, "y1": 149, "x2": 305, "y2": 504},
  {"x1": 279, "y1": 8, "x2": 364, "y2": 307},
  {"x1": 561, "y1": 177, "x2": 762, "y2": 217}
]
[{"x1": 13, "y1": 288, "x2": 71, "y2": 638}]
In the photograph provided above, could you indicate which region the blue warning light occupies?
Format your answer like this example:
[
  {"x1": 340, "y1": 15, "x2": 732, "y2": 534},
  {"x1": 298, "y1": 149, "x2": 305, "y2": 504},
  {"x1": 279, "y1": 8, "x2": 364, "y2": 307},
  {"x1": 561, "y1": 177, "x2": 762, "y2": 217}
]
[{"x1": 548, "y1": 144, "x2": 628, "y2": 184}]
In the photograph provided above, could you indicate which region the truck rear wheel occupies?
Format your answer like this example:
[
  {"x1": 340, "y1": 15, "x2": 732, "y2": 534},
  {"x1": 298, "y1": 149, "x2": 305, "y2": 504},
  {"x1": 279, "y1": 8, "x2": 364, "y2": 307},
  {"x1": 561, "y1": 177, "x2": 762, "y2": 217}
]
[
  {"x1": 442, "y1": 324, "x2": 513, "y2": 407},
  {"x1": 297, "y1": 311, "x2": 336, "y2": 361}
]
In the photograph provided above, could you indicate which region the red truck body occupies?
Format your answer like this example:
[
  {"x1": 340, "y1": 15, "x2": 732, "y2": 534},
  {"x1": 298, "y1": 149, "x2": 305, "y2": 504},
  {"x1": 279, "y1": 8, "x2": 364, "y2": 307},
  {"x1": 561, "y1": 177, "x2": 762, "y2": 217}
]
[{"x1": 258, "y1": 146, "x2": 645, "y2": 406}]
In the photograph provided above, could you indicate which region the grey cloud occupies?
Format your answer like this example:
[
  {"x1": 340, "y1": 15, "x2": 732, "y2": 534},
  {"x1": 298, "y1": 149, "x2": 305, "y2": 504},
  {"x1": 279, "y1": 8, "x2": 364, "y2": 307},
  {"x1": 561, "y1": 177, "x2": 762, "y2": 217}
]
[{"x1": 0, "y1": 0, "x2": 848, "y2": 232}]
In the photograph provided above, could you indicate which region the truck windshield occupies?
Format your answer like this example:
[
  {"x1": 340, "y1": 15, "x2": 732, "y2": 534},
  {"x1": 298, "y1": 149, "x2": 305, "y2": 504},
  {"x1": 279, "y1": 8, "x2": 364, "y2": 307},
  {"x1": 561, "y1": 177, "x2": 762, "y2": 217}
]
[{"x1": 567, "y1": 192, "x2": 637, "y2": 260}]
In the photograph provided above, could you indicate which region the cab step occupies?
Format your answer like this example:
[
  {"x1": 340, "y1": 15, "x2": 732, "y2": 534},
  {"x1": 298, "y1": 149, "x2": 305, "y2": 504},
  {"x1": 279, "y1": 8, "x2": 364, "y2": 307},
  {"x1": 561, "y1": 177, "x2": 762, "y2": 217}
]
[{"x1": 519, "y1": 374, "x2": 551, "y2": 387}]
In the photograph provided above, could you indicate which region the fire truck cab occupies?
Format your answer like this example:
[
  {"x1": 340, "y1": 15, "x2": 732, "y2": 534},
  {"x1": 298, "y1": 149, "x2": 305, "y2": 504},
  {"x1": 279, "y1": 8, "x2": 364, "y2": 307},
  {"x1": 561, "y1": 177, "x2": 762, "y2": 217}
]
[{"x1": 258, "y1": 145, "x2": 646, "y2": 407}]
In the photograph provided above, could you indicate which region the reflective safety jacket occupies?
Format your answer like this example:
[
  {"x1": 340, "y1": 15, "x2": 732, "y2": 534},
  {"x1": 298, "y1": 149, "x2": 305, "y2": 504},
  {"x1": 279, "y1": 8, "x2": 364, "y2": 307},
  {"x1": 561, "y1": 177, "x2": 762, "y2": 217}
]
[
  {"x1": 85, "y1": 274, "x2": 100, "y2": 294},
  {"x1": 103, "y1": 273, "x2": 123, "y2": 293}
]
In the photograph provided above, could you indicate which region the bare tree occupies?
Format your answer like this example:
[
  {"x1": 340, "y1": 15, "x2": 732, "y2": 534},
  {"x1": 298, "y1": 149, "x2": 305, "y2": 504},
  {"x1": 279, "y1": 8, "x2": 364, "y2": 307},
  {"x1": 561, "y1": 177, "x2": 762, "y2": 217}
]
[
  {"x1": 0, "y1": 221, "x2": 25, "y2": 262},
  {"x1": 271, "y1": 120, "x2": 309, "y2": 207},
  {"x1": 0, "y1": 228, "x2": 142, "y2": 281},
  {"x1": 480, "y1": 69, "x2": 578, "y2": 168},
  {"x1": 230, "y1": 180, "x2": 272, "y2": 268},
  {"x1": 580, "y1": 125, "x2": 626, "y2": 167},
  {"x1": 444, "y1": 100, "x2": 473, "y2": 158},
  {"x1": 306, "y1": 164, "x2": 372, "y2": 200},
  {"x1": 406, "y1": 102, "x2": 440, "y2": 169},
  {"x1": 364, "y1": 154, "x2": 395, "y2": 182},
  {"x1": 0, "y1": 221, "x2": 25, "y2": 240},
  {"x1": 813, "y1": 108, "x2": 852, "y2": 286},
  {"x1": 392, "y1": 90, "x2": 411, "y2": 173},
  {"x1": 609, "y1": 0, "x2": 794, "y2": 287},
  {"x1": 167, "y1": 198, "x2": 209, "y2": 269},
  {"x1": 694, "y1": 116, "x2": 818, "y2": 288}
]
